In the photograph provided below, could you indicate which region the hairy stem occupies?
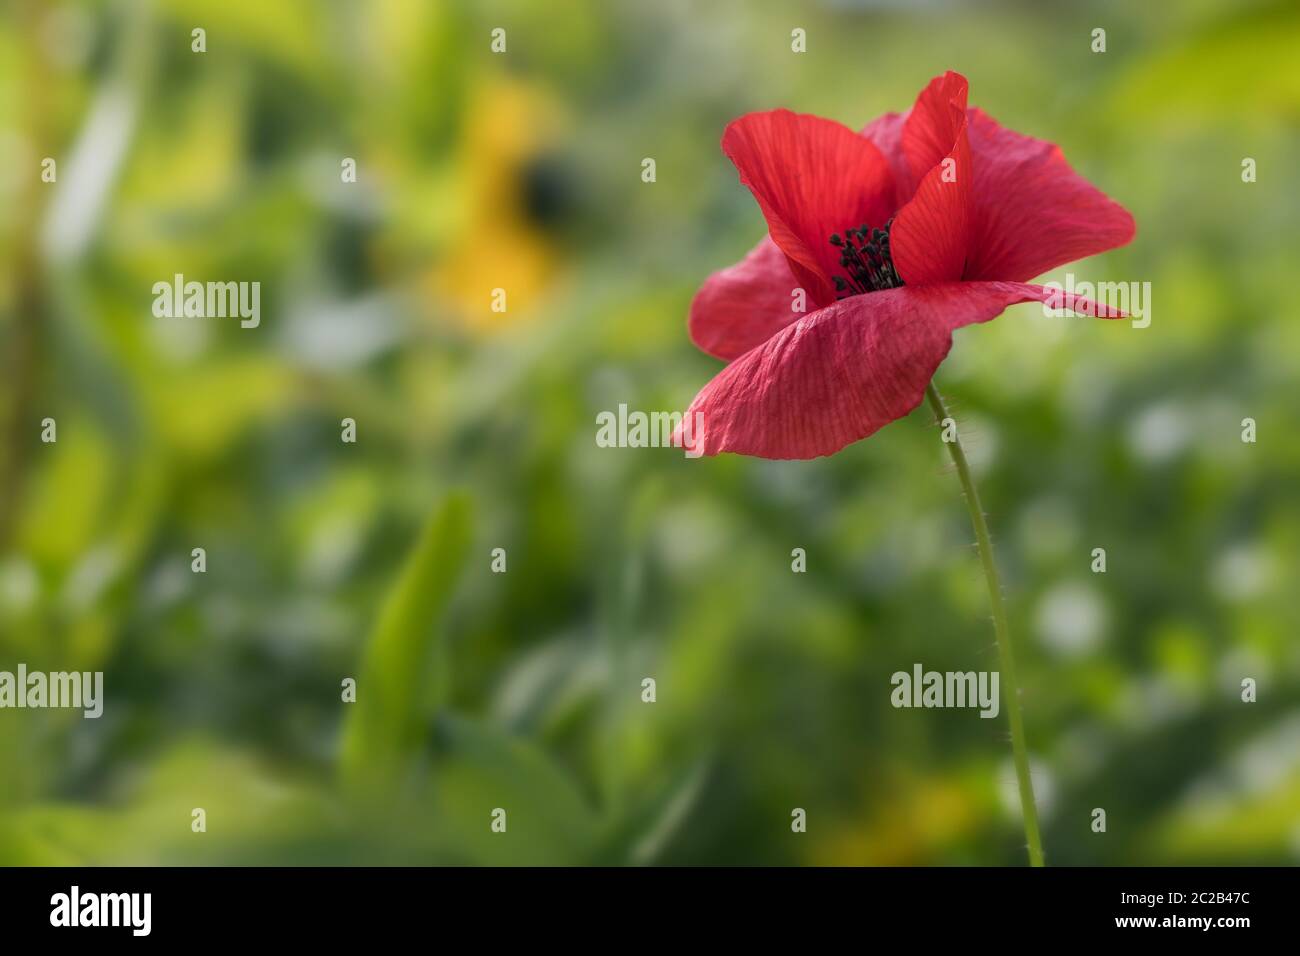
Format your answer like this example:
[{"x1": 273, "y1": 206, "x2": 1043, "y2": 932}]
[{"x1": 925, "y1": 381, "x2": 1044, "y2": 866}]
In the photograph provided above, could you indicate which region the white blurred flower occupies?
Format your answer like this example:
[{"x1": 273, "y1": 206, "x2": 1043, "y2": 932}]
[{"x1": 1035, "y1": 580, "x2": 1107, "y2": 656}]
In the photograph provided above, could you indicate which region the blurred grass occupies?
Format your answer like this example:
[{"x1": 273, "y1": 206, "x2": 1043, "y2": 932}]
[{"x1": 340, "y1": 490, "x2": 471, "y2": 793}]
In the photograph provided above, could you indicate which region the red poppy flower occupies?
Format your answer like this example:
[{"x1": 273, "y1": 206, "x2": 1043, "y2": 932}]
[{"x1": 674, "y1": 71, "x2": 1135, "y2": 460}]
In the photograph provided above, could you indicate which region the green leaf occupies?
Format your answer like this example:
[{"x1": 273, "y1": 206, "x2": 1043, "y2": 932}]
[
  {"x1": 340, "y1": 491, "x2": 473, "y2": 793},
  {"x1": 625, "y1": 757, "x2": 712, "y2": 866},
  {"x1": 431, "y1": 715, "x2": 597, "y2": 865}
]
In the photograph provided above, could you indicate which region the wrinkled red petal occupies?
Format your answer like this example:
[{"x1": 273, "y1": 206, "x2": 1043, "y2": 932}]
[
  {"x1": 890, "y1": 71, "x2": 972, "y2": 286},
  {"x1": 860, "y1": 111, "x2": 911, "y2": 205},
  {"x1": 963, "y1": 107, "x2": 1136, "y2": 281},
  {"x1": 901, "y1": 72, "x2": 969, "y2": 184},
  {"x1": 688, "y1": 236, "x2": 805, "y2": 361},
  {"x1": 722, "y1": 109, "x2": 896, "y2": 308},
  {"x1": 673, "y1": 281, "x2": 1120, "y2": 460}
]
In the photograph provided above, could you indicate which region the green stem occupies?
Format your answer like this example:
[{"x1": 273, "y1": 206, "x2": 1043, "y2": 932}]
[{"x1": 924, "y1": 381, "x2": 1044, "y2": 867}]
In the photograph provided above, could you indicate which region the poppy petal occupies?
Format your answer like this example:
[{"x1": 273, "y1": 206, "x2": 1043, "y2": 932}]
[
  {"x1": 891, "y1": 72, "x2": 973, "y2": 285},
  {"x1": 722, "y1": 109, "x2": 896, "y2": 308},
  {"x1": 688, "y1": 236, "x2": 805, "y2": 361},
  {"x1": 901, "y1": 71, "x2": 970, "y2": 184},
  {"x1": 962, "y1": 107, "x2": 1136, "y2": 282},
  {"x1": 860, "y1": 110, "x2": 911, "y2": 204},
  {"x1": 673, "y1": 281, "x2": 1120, "y2": 460}
]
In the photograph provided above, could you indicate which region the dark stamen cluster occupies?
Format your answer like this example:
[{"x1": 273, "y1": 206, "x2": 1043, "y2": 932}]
[{"x1": 830, "y1": 217, "x2": 902, "y2": 297}]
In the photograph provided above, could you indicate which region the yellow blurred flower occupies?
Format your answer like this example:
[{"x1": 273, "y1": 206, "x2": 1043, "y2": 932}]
[
  {"x1": 809, "y1": 771, "x2": 989, "y2": 866},
  {"x1": 432, "y1": 76, "x2": 564, "y2": 332}
]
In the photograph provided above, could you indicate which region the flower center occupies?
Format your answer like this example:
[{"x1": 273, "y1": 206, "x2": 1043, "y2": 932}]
[{"x1": 829, "y1": 217, "x2": 901, "y2": 297}]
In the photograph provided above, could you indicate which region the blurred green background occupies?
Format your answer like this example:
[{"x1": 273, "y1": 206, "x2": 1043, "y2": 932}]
[{"x1": 1, "y1": 0, "x2": 1298, "y2": 865}]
